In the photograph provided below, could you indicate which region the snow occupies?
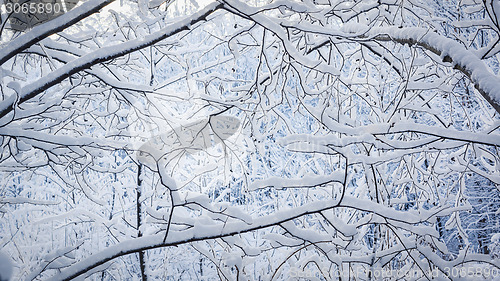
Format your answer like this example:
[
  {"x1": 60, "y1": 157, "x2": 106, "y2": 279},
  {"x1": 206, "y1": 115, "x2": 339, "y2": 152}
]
[
  {"x1": 27, "y1": 41, "x2": 154, "y2": 93},
  {"x1": 135, "y1": 115, "x2": 240, "y2": 171},
  {"x1": 25, "y1": 242, "x2": 83, "y2": 280},
  {"x1": 366, "y1": 26, "x2": 500, "y2": 110},
  {"x1": 249, "y1": 172, "x2": 345, "y2": 191},
  {"x1": 492, "y1": 233, "x2": 500, "y2": 243},
  {"x1": 222, "y1": 0, "x2": 341, "y2": 77},
  {"x1": 2, "y1": 0, "x2": 500, "y2": 279},
  {"x1": 0, "y1": 127, "x2": 130, "y2": 150},
  {"x1": 0, "y1": 0, "x2": 115, "y2": 66},
  {"x1": 263, "y1": 233, "x2": 302, "y2": 247},
  {"x1": 50, "y1": 193, "x2": 449, "y2": 280},
  {"x1": 0, "y1": 1, "x2": 223, "y2": 120},
  {"x1": 259, "y1": 16, "x2": 500, "y2": 112},
  {"x1": 491, "y1": 234, "x2": 500, "y2": 259},
  {"x1": 0, "y1": 197, "x2": 58, "y2": 205},
  {"x1": 0, "y1": 251, "x2": 12, "y2": 281}
]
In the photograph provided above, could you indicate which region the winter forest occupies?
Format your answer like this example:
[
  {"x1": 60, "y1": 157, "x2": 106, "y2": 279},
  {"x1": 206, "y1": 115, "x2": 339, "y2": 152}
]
[{"x1": 0, "y1": 0, "x2": 499, "y2": 280}]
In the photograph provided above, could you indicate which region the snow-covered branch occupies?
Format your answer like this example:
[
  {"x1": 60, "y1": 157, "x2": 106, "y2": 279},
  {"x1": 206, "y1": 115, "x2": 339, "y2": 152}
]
[
  {"x1": 0, "y1": 2, "x2": 222, "y2": 120},
  {"x1": 366, "y1": 26, "x2": 500, "y2": 114},
  {"x1": 0, "y1": 0, "x2": 116, "y2": 66},
  {"x1": 1, "y1": 0, "x2": 499, "y2": 279},
  {"x1": 50, "y1": 195, "x2": 453, "y2": 281}
]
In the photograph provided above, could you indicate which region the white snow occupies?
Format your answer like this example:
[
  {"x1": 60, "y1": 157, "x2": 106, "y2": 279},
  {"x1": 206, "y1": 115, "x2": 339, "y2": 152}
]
[
  {"x1": 0, "y1": 0, "x2": 115, "y2": 65},
  {"x1": 365, "y1": 26, "x2": 500, "y2": 110},
  {"x1": 49, "y1": 193, "x2": 457, "y2": 280},
  {"x1": 249, "y1": 172, "x2": 345, "y2": 191},
  {"x1": 0, "y1": 1, "x2": 223, "y2": 119}
]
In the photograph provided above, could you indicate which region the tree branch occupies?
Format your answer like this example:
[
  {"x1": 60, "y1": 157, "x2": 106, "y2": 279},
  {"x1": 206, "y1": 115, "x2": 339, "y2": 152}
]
[
  {"x1": 0, "y1": 0, "x2": 116, "y2": 66},
  {"x1": 0, "y1": 2, "x2": 223, "y2": 121}
]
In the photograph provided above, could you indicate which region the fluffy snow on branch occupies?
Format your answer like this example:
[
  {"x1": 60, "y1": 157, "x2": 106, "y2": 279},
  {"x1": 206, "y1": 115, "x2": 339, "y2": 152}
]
[
  {"x1": 0, "y1": 1, "x2": 223, "y2": 120},
  {"x1": 0, "y1": 0, "x2": 116, "y2": 66},
  {"x1": 366, "y1": 26, "x2": 500, "y2": 113},
  {"x1": 249, "y1": 172, "x2": 345, "y2": 191},
  {"x1": 50, "y1": 194, "x2": 442, "y2": 280}
]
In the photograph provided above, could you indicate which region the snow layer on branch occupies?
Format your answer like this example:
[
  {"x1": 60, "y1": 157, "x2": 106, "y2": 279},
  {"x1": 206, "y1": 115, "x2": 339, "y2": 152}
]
[
  {"x1": 222, "y1": 0, "x2": 340, "y2": 76},
  {"x1": 0, "y1": 2, "x2": 223, "y2": 120},
  {"x1": 51, "y1": 194, "x2": 442, "y2": 280},
  {"x1": 0, "y1": 197, "x2": 58, "y2": 205},
  {"x1": 365, "y1": 26, "x2": 500, "y2": 111},
  {"x1": 0, "y1": 0, "x2": 115, "y2": 66}
]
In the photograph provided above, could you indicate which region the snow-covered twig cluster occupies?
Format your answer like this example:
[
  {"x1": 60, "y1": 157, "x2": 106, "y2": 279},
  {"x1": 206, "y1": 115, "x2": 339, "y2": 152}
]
[{"x1": 0, "y1": 0, "x2": 499, "y2": 280}]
